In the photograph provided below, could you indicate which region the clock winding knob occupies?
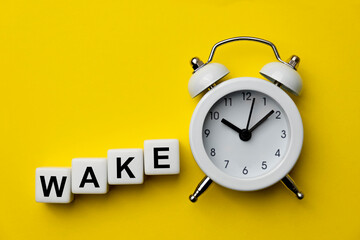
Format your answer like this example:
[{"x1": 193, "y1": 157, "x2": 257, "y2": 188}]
[
  {"x1": 287, "y1": 55, "x2": 300, "y2": 70},
  {"x1": 191, "y1": 57, "x2": 205, "y2": 71}
]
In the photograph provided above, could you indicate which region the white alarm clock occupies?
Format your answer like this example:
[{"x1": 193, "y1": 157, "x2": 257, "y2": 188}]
[{"x1": 188, "y1": 37, "x2": 304, "y2": 202}]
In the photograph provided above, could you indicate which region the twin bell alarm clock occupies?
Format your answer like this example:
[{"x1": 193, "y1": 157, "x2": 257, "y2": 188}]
[{"x1": 187, "y1": 37, "x2": 304, "y2": 202}]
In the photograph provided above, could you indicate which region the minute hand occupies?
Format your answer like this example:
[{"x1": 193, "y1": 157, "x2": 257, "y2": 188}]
[{"x1": 249, "y1": 110, "x2": 275, "y2": 133}]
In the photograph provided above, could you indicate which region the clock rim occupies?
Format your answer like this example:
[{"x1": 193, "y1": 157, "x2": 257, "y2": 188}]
[{"x1": 189, "y1": 77, "x2": 303, "y2": 191}]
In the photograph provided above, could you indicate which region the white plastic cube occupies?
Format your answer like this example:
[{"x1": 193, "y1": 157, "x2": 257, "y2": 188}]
[
  {"x1": 108, "y1": 149, "x2": 144, "y2": 185},
  {"x1": 72, "y1": 158, "x2": 108, "y2": 194},
  {"x1": 35, "y1": 167, "x2": 73, "y2": 203},
  {"x1": 144, "y1": 139, "x2": 180, "y2": 175}
]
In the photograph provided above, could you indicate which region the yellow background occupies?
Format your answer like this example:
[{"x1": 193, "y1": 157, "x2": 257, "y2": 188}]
[{"x1": 1, "y1": 0, "x2": 359, "y2": 239}]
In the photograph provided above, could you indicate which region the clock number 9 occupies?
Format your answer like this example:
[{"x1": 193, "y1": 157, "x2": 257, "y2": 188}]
[
  {"x1": 204, "y1": 129, "x2": 210, "y2": 138},
  {"x1": 209, "y1": 111, "x2": 220, "y2": 120},
  {"x1": 242, "y1": 167, "x2": 248, "y2": 175},
  {"x1": 210, "y1": 148, "x2": 216, "y2": 156}
]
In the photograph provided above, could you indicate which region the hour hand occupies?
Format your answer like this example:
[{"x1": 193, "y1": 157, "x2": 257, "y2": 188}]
[{"x1": 221, "y1": 118, "x2": 243, "y2": 134}]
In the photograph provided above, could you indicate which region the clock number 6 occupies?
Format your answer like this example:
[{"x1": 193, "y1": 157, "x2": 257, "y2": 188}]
[{"x1": 242, "y1": 167, "x2": 248, "y2": 175}]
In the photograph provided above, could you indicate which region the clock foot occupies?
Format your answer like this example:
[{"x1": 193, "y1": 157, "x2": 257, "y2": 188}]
[
  {"x1": 189, "y1": 176, "x2": 213, "y2": 203},
  {"x1": 281, "y1": 175, "x2": 304, "y2": 200}
]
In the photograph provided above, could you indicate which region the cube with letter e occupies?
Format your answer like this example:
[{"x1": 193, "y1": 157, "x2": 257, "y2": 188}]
[{"x1": 144, "y1": 139, "x2": 180, "y2": 175}]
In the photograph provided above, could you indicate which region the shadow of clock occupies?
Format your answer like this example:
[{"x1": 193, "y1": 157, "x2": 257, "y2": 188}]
[{"x1": 207, "y1": 181, "x2": 290, "y2": 206}]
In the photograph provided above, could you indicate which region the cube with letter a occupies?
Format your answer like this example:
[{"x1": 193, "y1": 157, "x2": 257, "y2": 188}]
[{"x1": 72, "y1": 158, "x2": 108, "y2": 194}]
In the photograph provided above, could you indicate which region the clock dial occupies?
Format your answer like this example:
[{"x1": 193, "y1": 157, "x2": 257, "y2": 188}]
[{"x1": 202, "y1": 90, "x2": 290, "y2": 179}]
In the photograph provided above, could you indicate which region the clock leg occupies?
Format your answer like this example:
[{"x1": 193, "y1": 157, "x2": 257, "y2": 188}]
[
  {"x1": 189, "y1": 176, "x2": 213, "y2": 203},
  {"x1": 281, "y1": 175, "x2": 304, "y2": 200}
]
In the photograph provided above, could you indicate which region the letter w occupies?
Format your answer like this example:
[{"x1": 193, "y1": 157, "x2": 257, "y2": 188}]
[{"x1": 40, "y1": 176, "x2": 67, "y2": 197}]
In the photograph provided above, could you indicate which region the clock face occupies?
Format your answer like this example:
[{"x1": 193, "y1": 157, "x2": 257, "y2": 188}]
[{"x1": 202, "y1": 90, "x2": 290, "y2": 179}]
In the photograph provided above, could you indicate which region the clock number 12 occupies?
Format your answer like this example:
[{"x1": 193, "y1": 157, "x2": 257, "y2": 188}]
[{"x1": 242, "y1": 92, "x2": 251, "y2": 101}]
